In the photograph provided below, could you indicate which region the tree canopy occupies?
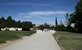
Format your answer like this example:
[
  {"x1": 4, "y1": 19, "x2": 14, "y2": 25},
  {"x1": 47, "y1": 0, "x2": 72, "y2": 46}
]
[
  {"x1": 0, "y1": 16, "x2": 33, "y2": 31},
  {"x1": 68, "y1": 0, "x2": 82, "y2": 33}
]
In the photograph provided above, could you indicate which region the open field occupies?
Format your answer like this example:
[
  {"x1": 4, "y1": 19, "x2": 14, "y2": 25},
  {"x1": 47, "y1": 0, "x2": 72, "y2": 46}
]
[
  {"x1": 0, "y1": 31, "x2": 36, "y2": 44},
  {"x1": 53, "y1": 31, "x2": 82, "y2": 50}
]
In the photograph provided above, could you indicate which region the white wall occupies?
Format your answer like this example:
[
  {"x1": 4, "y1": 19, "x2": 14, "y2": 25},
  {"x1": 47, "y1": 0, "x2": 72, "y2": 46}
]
[{"x1": 1, "y1": 28, "x2": 22, "y2": 31}]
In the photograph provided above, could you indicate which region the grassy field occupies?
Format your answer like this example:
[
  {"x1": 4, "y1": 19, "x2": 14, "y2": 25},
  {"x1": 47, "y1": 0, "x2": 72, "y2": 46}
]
[
  {"x1": 53, "y1": 31, "x2": 82, "y2": 50},
  {"x1": 0, "y1": 31, "x2": 36, "y2": 44}
]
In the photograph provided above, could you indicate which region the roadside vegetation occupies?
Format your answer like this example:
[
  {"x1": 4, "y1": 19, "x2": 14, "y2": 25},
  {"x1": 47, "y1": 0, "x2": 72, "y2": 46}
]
[
  {"x1": 53, "y1": 0, "x2": 82, "y2": 50},
  {"x1": 0, "y1": 16, "x2": 33, "y2": 31},
  {"x1": 54, "y1": 0, "x2": 82, "y2": 33},
  {"x1": 0, "y1": 31, "x2": 36, "y2": 44},
  {"x1": 53, "y1": 31, "x2": 82, "y2": 50}
]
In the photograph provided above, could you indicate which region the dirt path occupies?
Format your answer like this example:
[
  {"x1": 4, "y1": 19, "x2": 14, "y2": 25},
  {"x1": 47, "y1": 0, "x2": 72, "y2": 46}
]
[{"x1": 1, "y1": 30, "x2": 61, "y2": 50}]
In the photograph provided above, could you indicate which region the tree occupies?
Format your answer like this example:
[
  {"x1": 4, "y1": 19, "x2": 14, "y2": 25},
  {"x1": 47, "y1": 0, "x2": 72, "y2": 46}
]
[
  {"x1": 0, "y1": 16, "x2": 34, "y2": 31},
  {"x1": 55, "y1": 24, "x2": 66, "y2": 31},
  {"x1": 55, "y1": 17, "x2": 58, "y2": 26},
  {"x1": 0, "y1": 23, "x2": 5, "y2": 28},
  {"x1": 0, "y1": 17, "x2": 5, "y2": 23},
  {"x1": 0, "y1": 17, "x2": 6, "y2": 28},
  {"x1": 68, "y1": 0, "x2": 82, "y2": 32},
  {"x1": 17, "y1": 20, "x2": 21, "y2": 28},
  {"x1": 6, "y1": 16, "x2": 13, "y2": 27},
  {"x1": 69, "y1": 13, "x2": 76, "y2": 24},
  {"x1": 22, "y1": 21, "x2": 33, "y2": 31},
  {"x1": 39, "y1": 24, "x2": 44, "y2": 30},
  {"x1": 74, "y1": 0, "x2": 82, "y2": 32},
  {"x1": 44, "y1": 23, "x2": 50, "y2": 29}
]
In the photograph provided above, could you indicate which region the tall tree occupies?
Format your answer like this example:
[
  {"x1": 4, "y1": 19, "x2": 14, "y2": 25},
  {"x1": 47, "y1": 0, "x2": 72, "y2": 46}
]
[
  {"x1": 0, "y1": 17, "x2": 6, "y2": 28},
  {"x1": 6, "y1": 16, "x2": 12, "y2": 22},
  {"x1": 55, "y1": 17, "x2": 58, "y2": 26},
  {"x1": 68, "y1": 13, "x2": 76, "y2": 24},
  {"x1": 74, "y1": 0, "x2": 82, "y2": 32},
  {"x1": 68, "y1": 0, "x2": 82, "y2": 32},
  {"x1": 0, "y1": 17, "x2": 5, "y2": 23},
  {"x1": 6, "y1": 16, "x2": 13, "y2": 27}
]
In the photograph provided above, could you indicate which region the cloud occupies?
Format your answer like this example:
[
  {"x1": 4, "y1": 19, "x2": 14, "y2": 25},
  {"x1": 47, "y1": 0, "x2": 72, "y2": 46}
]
[
  {"x1": 18, "y1": 11, "x2": 72, "y2": 16},
  {"x1": 17, "y1": 11, "x2": 72, "y2": 24},
  {"x1": 1, "y1": 3, "x2": 51, "y2": 6},
  {"x1": 28, "y1": 11, "x2": 67, "y2": 15}
]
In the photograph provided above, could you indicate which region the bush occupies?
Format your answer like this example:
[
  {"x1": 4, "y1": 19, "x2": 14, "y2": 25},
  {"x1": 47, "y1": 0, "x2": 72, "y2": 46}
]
[
  {"x1": 55, "y1": 24, "x2": 67, "y2": 31},
  {"x1": 22, "y1": 27, "x2": 30, "y2": 31}
]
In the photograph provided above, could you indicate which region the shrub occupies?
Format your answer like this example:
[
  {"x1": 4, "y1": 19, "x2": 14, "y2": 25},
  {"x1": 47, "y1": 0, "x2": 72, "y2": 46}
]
[
  {"x1": 22, "y1": 27, "x2": 30, "y2": 31},
  {"x1": 55, "y1": 24, "x2": 67, "y2": 31}
]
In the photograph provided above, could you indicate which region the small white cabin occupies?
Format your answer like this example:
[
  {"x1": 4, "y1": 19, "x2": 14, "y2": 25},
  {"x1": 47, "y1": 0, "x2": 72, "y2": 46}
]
[{"x1": 1, "y1": 27, "x2": 22, "y2": 31}]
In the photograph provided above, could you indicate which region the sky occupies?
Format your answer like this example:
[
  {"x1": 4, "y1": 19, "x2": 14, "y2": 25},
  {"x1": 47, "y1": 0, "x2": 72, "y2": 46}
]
[{"x1": 0, "y1": 0, "x2": 79, "y2": 25}]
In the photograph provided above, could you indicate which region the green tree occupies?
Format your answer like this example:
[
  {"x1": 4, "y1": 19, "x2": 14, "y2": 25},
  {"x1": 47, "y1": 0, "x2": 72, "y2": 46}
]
[
  {"x1": 44, "y1": 23, "x2": 50, "y2": 29},
  {"x1": 67, "y1": 0, "x2": 82, "y2": 32},
  {"x1": 69, "y1": 13, "x2": 76, "y2": 24},
  {"x1": 74, "y1": 0, "x2": 82, "y2": 32},
  {"x1": 22, "y1": 21, "x2": 33, "y2": 31},
  {"x1": 6, "y1": 16, "x2": 13, "y2": 27},
  {"x1": 0, "y1": 17, "x2": 6, "y2": 28},
  {"x1": 0, "y1": 17, "x2": 5, "y2": 23},
  {"x1": 39, "y1": 24, "x2": 44, "y2": 30},
  {"x1": 55, "y1": 24, "x2": 66, "y2": 31},
  {"x1": 17, "y1": 20, "x2": 21, "y2": 28},
  {"x1": 55, "y1": 17, "x2": 58, "y2": 26}
]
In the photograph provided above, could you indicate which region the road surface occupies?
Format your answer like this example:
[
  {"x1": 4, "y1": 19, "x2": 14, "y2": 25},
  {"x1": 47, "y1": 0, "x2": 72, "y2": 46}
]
[{"x1": 1, "y1": 30, "x2": 61, "y2": 50}]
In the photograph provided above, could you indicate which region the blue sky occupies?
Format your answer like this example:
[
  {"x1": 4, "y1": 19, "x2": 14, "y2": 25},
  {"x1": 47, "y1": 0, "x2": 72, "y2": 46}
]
[{"x1": 0, "y1": 0, "x2": 79, "y2": 25}]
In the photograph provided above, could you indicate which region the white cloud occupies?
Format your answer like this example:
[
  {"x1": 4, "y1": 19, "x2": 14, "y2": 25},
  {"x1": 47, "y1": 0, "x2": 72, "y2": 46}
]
[
  {"x1": 28, "y1": 11, "x2": 66, "y2": 15},
  {"x1": 18, "y1": 11, "x2": 72, "y2": 16},
  {"x1": 17, "y1": 11, "x2": 72, "y2": 24}
]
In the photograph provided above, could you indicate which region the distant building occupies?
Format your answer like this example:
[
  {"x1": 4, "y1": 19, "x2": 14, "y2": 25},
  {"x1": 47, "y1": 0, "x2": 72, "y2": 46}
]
[{"x1": 1, "y1": 27, "x2": 22, "y2": 31}]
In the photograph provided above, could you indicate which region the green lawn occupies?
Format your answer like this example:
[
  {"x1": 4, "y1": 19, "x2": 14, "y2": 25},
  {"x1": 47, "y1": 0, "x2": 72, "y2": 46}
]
[
  {"x1": 0, "y1": 31, "x2": 36, "y2": 44},
  {"x1": 53, "y1": 31, "x2": 82, "y2": 50}
]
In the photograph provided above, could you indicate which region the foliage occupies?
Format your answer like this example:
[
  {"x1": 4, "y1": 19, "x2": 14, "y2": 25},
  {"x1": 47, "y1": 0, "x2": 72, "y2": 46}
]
[
  {"x1": 44, "y1": 23, "x2": 50, "y2": 29},
  {"x1": 74, "y1": 0, "x2": 82, "y2": 32},
  {"x1": 55, "y1": 24, "x2": 67, "y2": 31},
  {"x1": 38, "y1": 24, "x2": 44, "y2": 30},
  {"x1": 22, "y1": 22, "x2": 32, "y2": 31},
  {"x1": 38, "y1": 23, "x2": 51, "y2": 30},
  {"x1": 0, "y1": 16, "x2": 33, "y2": 31},
  {"x1": 68, "y1": 0, "x2": 82, "y2": 33}
]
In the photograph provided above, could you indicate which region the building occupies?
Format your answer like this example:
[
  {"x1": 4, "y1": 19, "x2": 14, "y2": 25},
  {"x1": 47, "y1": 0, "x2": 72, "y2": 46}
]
[{"x1": 1, "y1": 27, "x2": 22, "y2": 31}]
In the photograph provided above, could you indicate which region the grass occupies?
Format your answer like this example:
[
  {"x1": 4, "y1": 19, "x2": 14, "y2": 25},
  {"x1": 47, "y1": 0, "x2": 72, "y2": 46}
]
[
  {"x1": 53, "y1": 31, "x2": 82, "y2": 50},
  {"x1": 0, "y1": 31, "x2": 36, "y2": 44}
]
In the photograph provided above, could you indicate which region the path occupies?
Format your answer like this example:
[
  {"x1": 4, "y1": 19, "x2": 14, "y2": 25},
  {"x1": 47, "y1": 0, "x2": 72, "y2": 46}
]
[{"x1": 1, "y1": 30, "x2": 61, "y2": 50}]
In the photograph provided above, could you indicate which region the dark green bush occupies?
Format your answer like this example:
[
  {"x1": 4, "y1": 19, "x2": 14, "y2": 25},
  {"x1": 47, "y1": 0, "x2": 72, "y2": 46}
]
[
  {"x1": 55, "y1": 24, "x2": 67, "y2": 31},
  {"x1": 22, "y1": 27, "x2": 30, "y2": 31}
]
